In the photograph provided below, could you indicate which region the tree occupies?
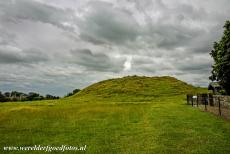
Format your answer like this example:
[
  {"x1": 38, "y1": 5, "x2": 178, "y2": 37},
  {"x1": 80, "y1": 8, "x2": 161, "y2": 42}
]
[
  {"x1": 46, "y1": 94, "x2": 53, "y2": 99},
  {"x1": 27, "y1": 92, "x2": 40, "y2": 101},
  {"x1": 0, "y1": 91, "x2": 7, "y2": 102},
  {"x1": 45, "y1": 94, "x2": 59, "y2": 100},
  {"x1": 210, "y1": 20, "x2": 230, "y2": 94}
]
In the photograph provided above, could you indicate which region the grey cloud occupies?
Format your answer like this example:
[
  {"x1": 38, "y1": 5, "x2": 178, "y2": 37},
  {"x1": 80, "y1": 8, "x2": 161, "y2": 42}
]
[
  {"x1": 78, "y1": 1, "x2": 141, "y2": 45},
  {"x1": 0, "y1": 28, "x2": 16, "y2": 46},
  {"x1": 131, "y1": 0, "x2": 226, "y2": 51},
  {"x1": 130, "y1": 55, "x2": 171, "y2": 73},
  {"x1": 69, "y1": 49, "x2": 125, "y2": 73},
  {"x1": 174, "y1": 56, "x2": 212, "y2": 74},
  {"x1": 79, "y1": 33, "x2": 107, "y2": 45},
  {"x1": 176, "y1": 62, "x2": 212, "y2": 74},
  {"x1": 0, "y1": 0, "x2": 75, "y2": 32},
  {"x1": 0, "y1": 46, "x2": 48, "y2": 64},
  {"x1": 186, "y1": 25, "x2": 224, "y2": 54},
  {"x1": 131, "y1": 52, "x2": 212, "y2": 76}
]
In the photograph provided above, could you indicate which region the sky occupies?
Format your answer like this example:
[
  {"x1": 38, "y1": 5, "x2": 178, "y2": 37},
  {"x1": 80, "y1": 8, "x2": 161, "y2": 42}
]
[{"x1": 0, "y1": 0, "x2": 230, "y2": 96}]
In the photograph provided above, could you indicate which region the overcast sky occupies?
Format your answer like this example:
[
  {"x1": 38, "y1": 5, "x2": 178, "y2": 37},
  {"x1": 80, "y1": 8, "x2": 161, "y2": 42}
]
[{"x1": 0, "y1": 0, "x2": 230, "y2": 96}]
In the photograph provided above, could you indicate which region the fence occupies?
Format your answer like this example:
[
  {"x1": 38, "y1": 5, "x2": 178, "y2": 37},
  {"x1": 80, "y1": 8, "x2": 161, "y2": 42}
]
[{"x1": 187, "y1": 94, "x2": 230, "y2": 120}]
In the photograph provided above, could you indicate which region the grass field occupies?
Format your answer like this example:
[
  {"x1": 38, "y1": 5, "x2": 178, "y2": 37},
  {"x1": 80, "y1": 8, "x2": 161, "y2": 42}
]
[{"x1": 0, "y1": 76, "x2": 230, "y2": 154}]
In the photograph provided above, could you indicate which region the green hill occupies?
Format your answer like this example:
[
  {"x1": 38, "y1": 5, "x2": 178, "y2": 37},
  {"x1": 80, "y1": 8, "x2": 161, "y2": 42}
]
[
  {"x1": 0, "y1": 76, "x2": 229, "y2": 154},
  {"x1": 74, "y1": 75, "x2": 207, "y2": 101}
]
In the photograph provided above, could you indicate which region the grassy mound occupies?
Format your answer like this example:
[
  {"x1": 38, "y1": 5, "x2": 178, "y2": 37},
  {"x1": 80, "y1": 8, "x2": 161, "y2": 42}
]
[
  {"x1": 1, "y1": 76, "x2": 229, "y2": 154},
  {"x1": 74, "y1": 76, "x2": 207, "y2": 101}
]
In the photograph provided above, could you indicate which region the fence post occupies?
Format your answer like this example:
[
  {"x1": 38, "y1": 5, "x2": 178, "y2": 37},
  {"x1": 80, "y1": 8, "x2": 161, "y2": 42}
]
[
  {"x1": 197, "y1": 96, "x2": 199, "y2": 108},
  {"x1": 187, "y1": 95, "x2": 189, "y2": 105},
  {"x1": 205, "y1": 97, "x2": 207, "y2": 111},
  {"x1": 192, "y1": 97, "x2": 193, "y2": 107},
  {"x1": 218, "y1": 97, "x2": 221, "y2": 116}
]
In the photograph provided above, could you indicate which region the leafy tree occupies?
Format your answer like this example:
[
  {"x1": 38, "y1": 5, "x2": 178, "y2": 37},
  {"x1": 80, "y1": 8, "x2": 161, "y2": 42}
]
[
  {"x1": 210, "y1": 20, "x2": 230, "y2": 94},
  {"x1": 0, "y1": 91, "x2": 7, "y2": 102},
  {"x1": 27, "y1": 92, "x2": 40, "y2": 101}
]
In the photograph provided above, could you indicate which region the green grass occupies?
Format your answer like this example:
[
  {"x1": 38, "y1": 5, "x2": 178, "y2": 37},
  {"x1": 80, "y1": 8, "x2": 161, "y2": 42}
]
[
  {"x1": 0, "y1": 76, "x2": 229, "y2": 154},
  {"x1": 74, "y1": 76, "x2": 208, "y2": 102}
]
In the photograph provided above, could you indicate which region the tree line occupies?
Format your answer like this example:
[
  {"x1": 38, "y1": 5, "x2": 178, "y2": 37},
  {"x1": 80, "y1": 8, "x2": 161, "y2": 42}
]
[
  {"x1": 0, "y1": 88, "x2": 81, "y2": 102},
  {"x1": 0, "y1": 91, "x2": 60, "y2": 102}
]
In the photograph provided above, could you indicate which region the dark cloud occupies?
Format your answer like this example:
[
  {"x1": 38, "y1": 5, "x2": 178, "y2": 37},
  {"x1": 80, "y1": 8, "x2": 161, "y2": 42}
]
[
  {"x1": 174, "y1": 59, "x2": 212, "y2": 74},
  {"x1": 0, "y1": 46, "x2": 48, "y2": 64},
  {"x1": 79, "y1": 33, "x2": 107, "y2": 45},
  {"x1": 69, "y1": 49, "x2": 125, "y2": 72},
  {"x1": 77, "y1": 1, "x2": 141, "y2": 45},
  {"x1": 0, "y1": 0, "x2": 75, "y2": 31}
]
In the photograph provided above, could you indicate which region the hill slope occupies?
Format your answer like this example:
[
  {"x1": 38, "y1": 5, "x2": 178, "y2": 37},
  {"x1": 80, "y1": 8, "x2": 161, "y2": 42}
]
[{"x1": 74, "y1": 76, "x2": 207, "y2": 101}]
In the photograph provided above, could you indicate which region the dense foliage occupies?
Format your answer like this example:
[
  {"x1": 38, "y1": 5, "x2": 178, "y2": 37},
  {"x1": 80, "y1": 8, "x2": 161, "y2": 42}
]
[{"x1": 210, "y1": 20, "x2": 230, "y2": 94}]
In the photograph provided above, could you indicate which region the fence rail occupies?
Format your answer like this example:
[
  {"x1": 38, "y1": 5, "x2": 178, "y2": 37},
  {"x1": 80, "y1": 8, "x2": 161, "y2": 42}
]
[{"x1": 187, "y1": 94, "x2": 230, "y2": 120}]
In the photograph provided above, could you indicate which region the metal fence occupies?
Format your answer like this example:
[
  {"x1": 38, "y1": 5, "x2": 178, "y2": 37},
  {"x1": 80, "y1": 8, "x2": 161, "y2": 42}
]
[{"x1": 187, "y1": 94, "x2": 230, "y2": 120}]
